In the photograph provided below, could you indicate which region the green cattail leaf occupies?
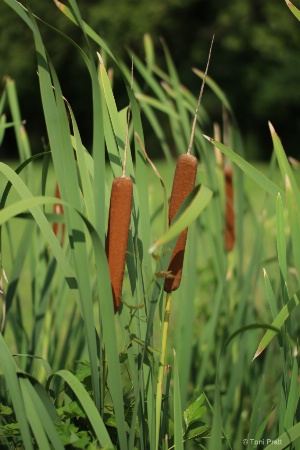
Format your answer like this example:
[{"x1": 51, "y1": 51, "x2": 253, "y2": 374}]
[
  {"x1": 264, "y1": 422, "x2": 300, "y2": 449},
  {"x1": 150, "y1": 184, "x2": 212, "y2": 252},
  {"x1": 173, "y1": 350, "x2": 184, "y2": 450},
  {"x1": 49, "y1": 370, "x2": 114, "y2": 449},
  {"x1": 204, "y1": 135, "x2": 285, "y2": 199},
  {"x1": 135, "y1": 93, "x2": 179, "y2": 119},
  {"x1": 144, "y1": 33, "x2": 155, "y2": 70},
  {"x1": 284, "y1": 358, "x2": 299, "y2": 430},
  {"x1": 285, "y1": 0, "x2": 300, "y2": 21},
  {"x1": 0, "y1": 334, "x2": 34, "y2": 449},
  {"x1": 263, "y1": 269, "x2": 279, "y2": 319},
  {"x1": 253, "y1": 292, "x2": 300, "y2": 359}
]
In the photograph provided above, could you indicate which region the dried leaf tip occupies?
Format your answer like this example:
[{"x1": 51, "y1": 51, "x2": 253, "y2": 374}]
[
  {"x1": 252, "y1": 349, "x2": 262, "y2": 362},
  {"x1": 285, "y1": 174, "x2": 292, "y2": 190},
  {"x1": 97, "y1": 52, "x2": 105, "y2": 66},
  {"x1": 268, "y1": 121, "x2": 275, "y2": 135},
  {"x1": 203, "y1": 134, "x2": 213, "y2": 142}
]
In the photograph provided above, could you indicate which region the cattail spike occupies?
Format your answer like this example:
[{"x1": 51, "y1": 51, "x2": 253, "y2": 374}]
[
  {"x1": 224, "y1": 166, "x2": 235, "y2": 251},
  {"x1": 164, "y1": 154, "x2": 197, "y2": 293},
  {"x1": 106, "y1": 176, "x2": 133, "y2": 312}
]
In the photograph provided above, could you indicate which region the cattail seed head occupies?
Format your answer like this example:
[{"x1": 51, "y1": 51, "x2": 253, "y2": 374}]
[
  {"x1": 106, "y1": 176, "x2": 133, "y2": 312},
  {"x1": 224, "y1": 166, "x2": 235, "y2": 251},
  {"x1": 164, "y1": 153, "x2": 197, "y2": 293}
]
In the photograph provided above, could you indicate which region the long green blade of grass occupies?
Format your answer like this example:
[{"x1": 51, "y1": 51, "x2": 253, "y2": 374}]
[
  {"x1": 150, "y1": 184, "x2": 213, "y2": 252},
  {"x1": 0, "y1": 334, "x2": 34, "y2": 450},
  {"x1": 203, "y1": 135, "x2": 285, "y2": 199},
  {"x1": 253, "y1": 291, "x2": 299, "y2": 359},
  {"x1": 264, "y1": 422, "x2": 300, "y2": 449},
  {"x1": 173, "y1": 350, "x2": 184, "y2": 450},
  {"x1": 285, "y1": 0, "x2": 300, "y2": 21},
  {"x1": 49, "y1": 370, "x2": 114, "y2": 448}
]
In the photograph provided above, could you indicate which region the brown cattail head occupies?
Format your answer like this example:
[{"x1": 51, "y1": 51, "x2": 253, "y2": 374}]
[
  {"x1": 106, "y1": 176, "x2": 133, "y2": 312},
  {"x1": 164, "y1": 153, "x2": 198, "y2": 293},
  {"x1": 224, "y1": 166, "x2": 235, "y2": 251},
  {"x1": 53, "y1": 183, "x2": 65, "y2": 243}
]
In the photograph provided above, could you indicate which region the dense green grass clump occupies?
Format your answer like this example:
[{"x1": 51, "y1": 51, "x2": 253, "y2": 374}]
[{"x1": 1, "y1": 1, "x2": 300, "y2": 449}]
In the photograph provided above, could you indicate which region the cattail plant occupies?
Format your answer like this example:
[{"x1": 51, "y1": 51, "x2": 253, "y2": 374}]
[
  {"x1": 164, "y1": 36, "x2": 214, "y2": 293},
  {"x1": 106, "y1": 108, "x2": 133, "y2": 313},
  {"x1": 155, "y1": 36, "x2": 215, "y2": 449}
]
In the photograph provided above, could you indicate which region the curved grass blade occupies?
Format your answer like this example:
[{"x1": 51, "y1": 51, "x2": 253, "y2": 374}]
[
  {"x1": 49, "y1": 370, "x2": 113, "y2": 448},
  {"x1": 20, "y1": 380, "x2": 53, "y2": 450},
  {"x1": 253, "y1": 293, "x2": 300, "y2": 360},
  {"x1": 263, "y1": 269, "x2": 279, "y2": 319},
  {"x1": 264, "y1": 422, "x2": 300, "y2": 449},
  {"x1": 203, "y1": 136, "x2": 285, "y2": 199},
  {"x1": 150, "y1": 185, "x2": 213, "y2": 252},
  {"x1": 0, "y1": 334, "x2": 34, "y2": 450},
  {"x1": 0, "y1": 164, "x2": 75, "y2": 286},
  {"x1": 285, "y1": 0, "x2": 300, "y2": 21},
  {"x1": 284, "y1": 358, "x2": 299, "y2": 430},
  {"x1": 161, "y1": 40, "x2": 190, "y2": 147}
]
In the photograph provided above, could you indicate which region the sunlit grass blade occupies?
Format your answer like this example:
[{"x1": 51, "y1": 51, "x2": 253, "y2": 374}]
[
  {"x1": 284, "y1": 358, "x2": 298, "y2": 430},
  {"x1": 0, "y1": 334, "x2": 34, "y2": 450},
  {"x1": 78, "y1": 214, "x2": 129, "y2": 450},
  {"x1": 247, "y1": 375, "x2": 266, "y2": 449},
  {"x1": 144, "y1": 33, "x2": 155, "y2": 70},
  {"x1": 161, "y1": 40, "x2": 191, "y2": 148},
  {"x1": 264, "y1": 422, "x2": 300, "y2": 449},
  {"x1": 28, "y1": 6, "x2": 103, "y2": 414},
  {"x1": 19, "y1": 377, "x2": 65, "y2": 449},
  {"x1": 286, "y1": 176, "x2": 300, "y2": 283},
  {"x1": 173, "y1": 350, "x2": 184, "y2": 450},
  {"x1": 64, "y1": 100, "x2": 95, "y2": 224},
  {"x1": 0, "y1": 165, "x2": 75, "y2": 285},
  {"x1": 208, "y1": 382, "x2": 222, "y2": 450},
  {"x1": 263, "y1": 269, "x2": 279, "y2": 319},
  {"x1": 176, "y1": 222, "x2": 197, "y2": 406},
  {"x1": 276, "y1": 193, "x2": 288, "y2": 282},
  {"x1": 203, "y1": 135, "x2": 285, "y2": 199},
  {"x1": 253, "y1": 291, "x2": 299, "y2": 359},
  {"x1": 285, "y1": 0, "x2": 300, "y2": 21},
  {"x1": 150, "y1": 185, "x2": 212, "y2": 252},
  {"x1": 119, "y1": 59, "x2": 174, "y2": 163},
  {"x1": 269, "y1": 122, "x2": 300, "y2": 203},
  {"x1": 53, "y1": 0, "x2": 116, "y2": 61},
  {"x1": 5, "y1": 77, "x2": 31, "y2": 163}
]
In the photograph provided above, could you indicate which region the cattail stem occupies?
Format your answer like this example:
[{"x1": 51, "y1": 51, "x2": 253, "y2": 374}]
[
  {"x1": 155, "y1": 292, "x2": 172, "y2": 449},
  {"x1": 187, "y1": 34, "x2": 215, "y2": 155}
]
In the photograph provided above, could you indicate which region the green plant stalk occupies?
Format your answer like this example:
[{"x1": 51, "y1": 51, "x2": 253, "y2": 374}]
[{"x1": 155, "y1": 291, "x2": 172, "y2": 449}]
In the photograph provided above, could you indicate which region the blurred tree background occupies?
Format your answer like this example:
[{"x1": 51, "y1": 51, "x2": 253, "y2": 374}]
[{"x1": 1, "y1": 0, "x2": 300, "y2": 160}]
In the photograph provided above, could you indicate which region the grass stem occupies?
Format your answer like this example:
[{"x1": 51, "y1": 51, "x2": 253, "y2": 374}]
[{"x1": 155, "y1": 292, "x2": 172, "y2": 449}]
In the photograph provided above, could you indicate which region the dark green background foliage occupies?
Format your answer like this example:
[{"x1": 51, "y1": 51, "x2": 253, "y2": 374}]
[{"x1": 1, "y1": 0, "x2": 300, "y2": 159}]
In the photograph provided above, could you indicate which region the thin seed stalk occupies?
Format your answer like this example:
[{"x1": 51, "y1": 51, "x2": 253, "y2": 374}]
[{"x1": 155, "y1": 292, "x2": 172, "y2": 449}]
